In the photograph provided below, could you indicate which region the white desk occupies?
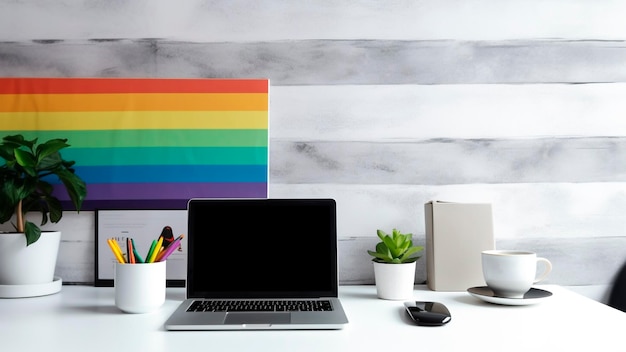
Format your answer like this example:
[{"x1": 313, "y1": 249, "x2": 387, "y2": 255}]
[{"x1": 1, "y1": 285, "x2": 624, "y2": 351}]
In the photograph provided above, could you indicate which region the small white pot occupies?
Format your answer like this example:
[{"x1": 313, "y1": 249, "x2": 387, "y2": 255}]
[
  {"x1": 373, "y1": 261, "x2": 417, "y2": 300},
  {"x1": 0, "y1": 231, "x2": 61, "y2": 285}
]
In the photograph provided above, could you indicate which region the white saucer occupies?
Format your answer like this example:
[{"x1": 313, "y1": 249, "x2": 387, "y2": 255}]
[
  {"x1": 0, "y1": 277, "x2": 62, "y2": 298},
  {"x1": 467, "y1": 286, "x2": 552, "y2": 306}
]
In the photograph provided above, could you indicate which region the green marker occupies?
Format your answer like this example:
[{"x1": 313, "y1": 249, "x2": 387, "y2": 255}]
[
  {"x1": 131, "y1": 238, "x2": 145, "y2": 263},
  {"x1": 145, "y1": 239, "x2": 158, "y2": 263}
]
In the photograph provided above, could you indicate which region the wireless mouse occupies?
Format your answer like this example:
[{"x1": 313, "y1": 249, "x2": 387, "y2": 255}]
[{"x1": 404, "y1": 301, "x2": 451, "y2": 326}]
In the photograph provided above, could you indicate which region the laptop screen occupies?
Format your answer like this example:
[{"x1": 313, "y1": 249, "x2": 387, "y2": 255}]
[{"x1": 186, "y1": 198, "x2": 338, "y2": 299}]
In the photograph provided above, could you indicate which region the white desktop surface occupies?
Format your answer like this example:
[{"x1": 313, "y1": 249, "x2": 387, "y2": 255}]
[{"x1": 1, "y1": 285, "x2": 624, "y2": 352}]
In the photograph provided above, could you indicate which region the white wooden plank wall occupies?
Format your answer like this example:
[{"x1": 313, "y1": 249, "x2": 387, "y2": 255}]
[{"x1": 0, "y1": 2, "x2": 625, "y2": 297}]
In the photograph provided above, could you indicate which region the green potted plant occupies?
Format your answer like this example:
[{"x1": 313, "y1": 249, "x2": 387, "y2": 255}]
[
  {"x1": 367, "y1": 228, "x2": 423, "y2": 300},
  {"x1": 0, "y1": 134, "x2": 87, "y2": 294}
]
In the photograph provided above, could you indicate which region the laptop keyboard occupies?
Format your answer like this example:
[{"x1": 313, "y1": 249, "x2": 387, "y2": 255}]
[{"x1": 187, "y1": 299, "x2": 334, "y2": 312}]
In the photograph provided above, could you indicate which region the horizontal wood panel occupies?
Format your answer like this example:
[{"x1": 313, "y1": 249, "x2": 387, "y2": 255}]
[
  {"x1": 1, "y1": 1, "x2": 625, "y2": 41},
  {"x1": 2, "y1": 40, "x2": 626, "y2": 84},
  {"x1": 39, "y1": 231, "x2": 626, "y2": 287},
  {"x1": 4, "y1": 182, "x2": 623, "y2": 286},
  {"x1": 339, "y1": 236, "x2": 626, "y2": 288},
  {"x1": 269, "y1": 183, "x2": 626, "y2": 240},
  {"x1": 270, "y1": 84, "x2": 626, "y2": 140},
  {"x1": 270, "y1": 137, "x2": 626, "y2": 184},
  {"x1": 56, "y1": 241, "x2": 94, "y2": 284}
]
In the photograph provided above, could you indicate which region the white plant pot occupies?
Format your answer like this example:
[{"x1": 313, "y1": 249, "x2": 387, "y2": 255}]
[
  {"x1": 0, "y1": 231, "x2": 61, "y2": 285},
  {"x1": 373, "y1": 261, "x2": 417, "y2": 300}
]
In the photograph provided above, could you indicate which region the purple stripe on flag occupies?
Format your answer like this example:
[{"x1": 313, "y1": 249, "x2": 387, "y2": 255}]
[{"x1": 55, "y1": 183, "x2": 268, "y2": 210}]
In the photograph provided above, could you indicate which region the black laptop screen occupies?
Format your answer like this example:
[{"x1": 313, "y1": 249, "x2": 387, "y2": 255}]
[{"x1": 186, "y1": 198, "x2": 338, "y2": 299}]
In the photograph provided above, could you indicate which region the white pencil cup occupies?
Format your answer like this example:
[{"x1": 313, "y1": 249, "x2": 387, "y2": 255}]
[{"x1": 114, "y1": 261, "x2": 166, "y2": 313}]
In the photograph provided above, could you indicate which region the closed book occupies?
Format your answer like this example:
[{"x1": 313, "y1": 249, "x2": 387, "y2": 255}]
[{"x1": 424, "y1": 201, "x2": 495, "y2": 291}]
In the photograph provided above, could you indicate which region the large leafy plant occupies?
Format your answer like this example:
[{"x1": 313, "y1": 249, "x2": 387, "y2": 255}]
[
  {"x1": 0, "y1": 135, "x2": 87, "y2": 246},
  {"x1": 367, "y1": 228, "x2": 423, "y2": 264}
]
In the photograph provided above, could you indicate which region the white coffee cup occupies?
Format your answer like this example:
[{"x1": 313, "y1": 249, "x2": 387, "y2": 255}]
[
  {"x1": 481, "y1": 250, "x2": 552, "y2": 298},
  {"x1": 114, "y1": 261, "x2": 166, "y2": 313}
]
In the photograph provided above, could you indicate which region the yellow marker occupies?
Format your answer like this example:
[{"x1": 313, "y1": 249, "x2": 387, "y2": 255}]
[
  {"x1": 111, "y1": 239, "x2": 127, "y2": 263},
  {"x1": 107, "y1": 239, "x2": 126, "y2": 264},
  {"x1": 154, "y1": 245, "x2": 166, "y2": 262},
  {"x1": 147, "y1": 236, "x2": 164, "y2": 263},
  {"x1": 110, "y1": 239, "x2": 127, "y2": 263}
]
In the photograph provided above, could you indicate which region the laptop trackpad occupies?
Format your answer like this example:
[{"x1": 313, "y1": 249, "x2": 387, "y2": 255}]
[{"x1": 225, "y1": 312, "x2": 291, "y2": 325}]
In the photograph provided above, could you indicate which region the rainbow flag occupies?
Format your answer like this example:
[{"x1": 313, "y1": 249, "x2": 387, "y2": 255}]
[{"x1": 0, "y1": 77, "x2": 269, "y2": 209}]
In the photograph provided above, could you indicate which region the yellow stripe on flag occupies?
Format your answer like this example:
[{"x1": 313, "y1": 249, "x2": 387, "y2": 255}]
[{"x1": 0, "y1": 111, "x2": 268, "y2": 130}]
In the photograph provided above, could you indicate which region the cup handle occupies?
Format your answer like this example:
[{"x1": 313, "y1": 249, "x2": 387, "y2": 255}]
[{"x1": 533, "y1": 257, "x2": 552, "y2": 283}]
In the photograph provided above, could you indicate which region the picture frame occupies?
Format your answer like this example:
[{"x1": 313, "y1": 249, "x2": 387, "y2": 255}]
[{"x1": 95, "y1": 209, "x2": 187, "y2": 287}]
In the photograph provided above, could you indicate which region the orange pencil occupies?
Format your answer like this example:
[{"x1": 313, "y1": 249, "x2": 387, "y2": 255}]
[{"x1": 127, "y1": 238, "x2": 136, "y2": 264}]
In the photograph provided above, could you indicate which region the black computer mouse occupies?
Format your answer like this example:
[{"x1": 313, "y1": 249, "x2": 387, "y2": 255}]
[{"x1": 404, "y1": 301, "x2": 451, "y2": 326}]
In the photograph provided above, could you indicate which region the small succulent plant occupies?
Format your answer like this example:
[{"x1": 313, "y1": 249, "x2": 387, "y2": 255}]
[{"x1": 367, "y1": 228, "x2": 423, "y2": 264}]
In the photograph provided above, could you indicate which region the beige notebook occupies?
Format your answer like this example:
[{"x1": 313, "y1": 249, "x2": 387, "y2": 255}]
[{"x1": 424, "y1": 201, "x2": 495, "y2": 291}]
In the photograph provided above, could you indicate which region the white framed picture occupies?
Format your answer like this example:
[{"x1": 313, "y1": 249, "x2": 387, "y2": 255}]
[{"x1": 95, "y1": 209, "x2": 187, "y2": 287}]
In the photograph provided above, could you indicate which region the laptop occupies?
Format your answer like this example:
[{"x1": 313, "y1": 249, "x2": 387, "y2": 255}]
[{"x1": 164, "y1": 198, "x2": 349, "y2": 330}]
